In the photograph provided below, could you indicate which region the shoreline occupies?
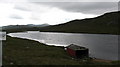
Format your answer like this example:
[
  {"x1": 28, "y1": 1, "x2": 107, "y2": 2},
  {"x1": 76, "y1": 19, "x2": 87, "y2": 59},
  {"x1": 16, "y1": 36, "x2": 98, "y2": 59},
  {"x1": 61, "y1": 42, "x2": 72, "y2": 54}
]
[
  {"x1": 2, "y1": 36, "x2": 119, "y2": 65},
  {"x1": 6, "y1": 31, "x2": 119, "y2": 35},
  {"x1": 6, "y1": 35, "x2": 118, "y2": 62}
]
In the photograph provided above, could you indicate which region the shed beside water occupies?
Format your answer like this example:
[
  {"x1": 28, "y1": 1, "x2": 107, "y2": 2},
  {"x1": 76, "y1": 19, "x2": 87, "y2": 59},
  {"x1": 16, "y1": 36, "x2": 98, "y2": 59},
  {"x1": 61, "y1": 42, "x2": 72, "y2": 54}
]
[{"x1": 66, "y1": 44, "x2": 89, "y2": 59}]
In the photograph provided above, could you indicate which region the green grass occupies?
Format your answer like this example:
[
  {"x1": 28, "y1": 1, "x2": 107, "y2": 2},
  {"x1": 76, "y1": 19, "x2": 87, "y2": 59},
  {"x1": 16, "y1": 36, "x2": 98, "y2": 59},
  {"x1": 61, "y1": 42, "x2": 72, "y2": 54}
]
[{"x1": 2, "y1": 36, "x2": 120, "y2": 65}]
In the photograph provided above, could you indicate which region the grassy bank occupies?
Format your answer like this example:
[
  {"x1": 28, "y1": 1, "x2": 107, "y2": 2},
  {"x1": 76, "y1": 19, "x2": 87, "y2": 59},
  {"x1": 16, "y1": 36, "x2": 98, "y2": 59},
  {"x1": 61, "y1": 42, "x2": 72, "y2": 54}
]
[{"x1": 2, "y1": 36, "x2": 119, "y2": 65}]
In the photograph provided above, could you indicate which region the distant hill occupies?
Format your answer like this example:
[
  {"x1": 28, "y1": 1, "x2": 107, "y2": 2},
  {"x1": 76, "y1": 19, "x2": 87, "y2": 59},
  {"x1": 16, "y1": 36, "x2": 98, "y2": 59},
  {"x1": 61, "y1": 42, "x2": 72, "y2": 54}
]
[
  {"x1": 40, "y1": 11, "x2": 119, "y2": 35},
  {"x1": 2, "y1": 24, "x2": 49, "y2": 33}
]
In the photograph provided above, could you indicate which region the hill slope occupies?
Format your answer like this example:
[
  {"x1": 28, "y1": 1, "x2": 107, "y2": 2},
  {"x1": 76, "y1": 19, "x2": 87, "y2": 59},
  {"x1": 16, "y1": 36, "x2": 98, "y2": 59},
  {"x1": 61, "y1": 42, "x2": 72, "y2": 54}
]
[
  {"x1": 40, "y1": 11, "x2": 119, "y2": 35},
  {"x1": 2, "y1": 24, "x2": 49, "y2": 33}
]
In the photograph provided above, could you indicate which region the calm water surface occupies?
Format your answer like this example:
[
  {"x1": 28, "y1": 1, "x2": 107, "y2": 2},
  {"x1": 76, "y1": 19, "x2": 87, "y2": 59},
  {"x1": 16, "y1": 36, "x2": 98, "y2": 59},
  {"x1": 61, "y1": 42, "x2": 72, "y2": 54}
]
[{"x1": 8, "y1": 31, "x2": 119, "y2": 60}]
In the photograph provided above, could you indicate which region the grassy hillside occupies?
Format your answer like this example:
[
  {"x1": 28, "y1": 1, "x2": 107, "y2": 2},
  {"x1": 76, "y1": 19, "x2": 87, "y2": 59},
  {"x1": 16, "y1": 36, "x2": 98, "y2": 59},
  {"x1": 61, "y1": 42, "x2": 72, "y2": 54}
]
[
  {"x1": 2, "y1": 24, "x2": 49, "y2": 33},
  {"x1": 2, "y1": 36, "x2": 119, "y2": 65},
  {"x1": 40, "y1": 11, "x2": 119, "y2": 35},
  {"x1": 2, "y1": 11, "x2": 119, "y2": 35}
]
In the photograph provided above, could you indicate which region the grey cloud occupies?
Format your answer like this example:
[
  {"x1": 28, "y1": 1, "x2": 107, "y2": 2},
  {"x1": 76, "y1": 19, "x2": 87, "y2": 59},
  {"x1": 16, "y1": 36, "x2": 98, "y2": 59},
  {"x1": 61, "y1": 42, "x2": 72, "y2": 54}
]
[
  {"x1": 14, "y1": 6, "x2": 31, "y2": 11},
  {"x1": 34, "y1": 2, "x2": 118, "y2": 15},
  {"x1": 0, "y1": 0, "x2": 119, "y2": 3},
  {"x1": 118, "y1": 1, "x2": 120, "y2": 11},
  {"x1": 27, "y1": 0, "x2": 119, "y2": 2},
  {"x1": 14, "y1": 3, "x2": 32, "y2": 11},
  {"x1": 9, "y1": 14, "x2": 23, "y2": 19}
]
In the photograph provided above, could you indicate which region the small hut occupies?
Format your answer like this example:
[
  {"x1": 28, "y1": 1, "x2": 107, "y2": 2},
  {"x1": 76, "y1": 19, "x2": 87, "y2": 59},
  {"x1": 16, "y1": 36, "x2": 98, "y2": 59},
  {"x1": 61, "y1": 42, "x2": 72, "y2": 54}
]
[{"x1": 66, "y1": 44, "x2": 89, "y2": 59}]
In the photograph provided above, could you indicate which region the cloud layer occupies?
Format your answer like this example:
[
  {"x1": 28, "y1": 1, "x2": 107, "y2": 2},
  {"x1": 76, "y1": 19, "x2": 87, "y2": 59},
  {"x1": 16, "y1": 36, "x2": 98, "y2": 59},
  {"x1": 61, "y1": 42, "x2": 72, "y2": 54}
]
[
  {"x1": 9, "y1": 14, "x2": 23, "y2": 19},
  {"x1": 0, "y1": 0, "x2": 119, "y2": 26},
  {"x1": 35, "y1": 2, "x2": 118, "y2": 14},
  {"x1": 0, "y1": 0, "x2": 119, "y2": 2}
]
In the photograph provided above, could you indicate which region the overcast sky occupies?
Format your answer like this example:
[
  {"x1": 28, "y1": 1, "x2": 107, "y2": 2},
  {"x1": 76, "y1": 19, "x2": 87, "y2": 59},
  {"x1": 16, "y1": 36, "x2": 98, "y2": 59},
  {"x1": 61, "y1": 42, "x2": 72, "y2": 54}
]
[{"x1": 0, "y1": 0, "x2": 119, "y2": 26}]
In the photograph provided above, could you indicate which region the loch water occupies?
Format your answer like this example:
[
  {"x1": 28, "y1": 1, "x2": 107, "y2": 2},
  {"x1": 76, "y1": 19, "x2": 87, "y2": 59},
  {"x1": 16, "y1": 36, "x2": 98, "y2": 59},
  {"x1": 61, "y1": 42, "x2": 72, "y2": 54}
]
[{"x1": 8, "y1": 31, "x2": 119, "y2": 60}]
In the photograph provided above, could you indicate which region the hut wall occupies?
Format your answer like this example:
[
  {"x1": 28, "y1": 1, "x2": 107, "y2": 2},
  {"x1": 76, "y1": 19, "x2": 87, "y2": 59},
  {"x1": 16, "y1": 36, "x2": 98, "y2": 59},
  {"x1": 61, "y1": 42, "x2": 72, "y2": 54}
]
[
  {"x1": 76, "y1": 49, "x2": 89, "y2": 58},
  {"x1": 66, "y1": 48, "x2": 76, "y2": 57}
]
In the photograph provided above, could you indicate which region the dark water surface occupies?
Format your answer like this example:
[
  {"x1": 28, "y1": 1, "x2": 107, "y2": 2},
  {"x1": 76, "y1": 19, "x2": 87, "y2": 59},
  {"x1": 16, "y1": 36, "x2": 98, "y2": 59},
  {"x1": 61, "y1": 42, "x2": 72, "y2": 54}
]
[{"x1": 8, "y1": 31, "x2": 119, "y2": 60}]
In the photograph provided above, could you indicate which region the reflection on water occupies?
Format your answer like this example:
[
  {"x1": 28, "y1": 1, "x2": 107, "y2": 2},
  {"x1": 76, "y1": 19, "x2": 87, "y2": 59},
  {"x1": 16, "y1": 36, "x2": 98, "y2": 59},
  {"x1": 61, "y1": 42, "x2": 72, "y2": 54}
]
[{"x1": 8, "y1": 31, "x2": 119, "y2": 60}]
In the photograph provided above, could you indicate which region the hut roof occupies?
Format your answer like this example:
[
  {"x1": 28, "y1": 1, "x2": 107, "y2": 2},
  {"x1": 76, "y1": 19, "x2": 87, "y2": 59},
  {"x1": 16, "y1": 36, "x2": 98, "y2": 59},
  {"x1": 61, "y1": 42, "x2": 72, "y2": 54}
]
[{"x1": 67, "y1": 44, "x2": 87, "y2": 50}]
